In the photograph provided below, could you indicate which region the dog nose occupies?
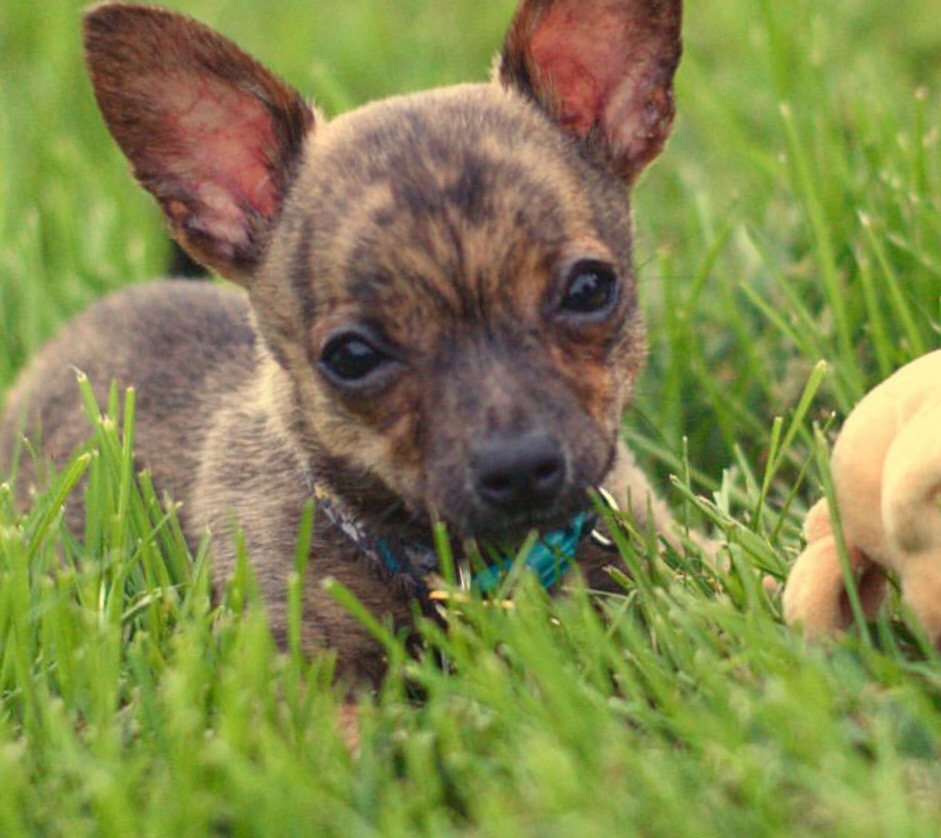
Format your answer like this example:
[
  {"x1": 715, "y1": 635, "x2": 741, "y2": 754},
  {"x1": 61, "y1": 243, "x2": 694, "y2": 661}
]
[{"x1": 471, "y1": 431, "x2": 566, "y2": 514}]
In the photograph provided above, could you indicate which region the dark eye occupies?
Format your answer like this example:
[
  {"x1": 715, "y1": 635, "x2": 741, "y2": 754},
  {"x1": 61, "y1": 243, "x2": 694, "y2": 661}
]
[
  {"x1": 319, "y1": 333, "x2": 395, "y2": 385},
  {"x1": 558, "y1": 261, "x2": 619, "y2": 317}
]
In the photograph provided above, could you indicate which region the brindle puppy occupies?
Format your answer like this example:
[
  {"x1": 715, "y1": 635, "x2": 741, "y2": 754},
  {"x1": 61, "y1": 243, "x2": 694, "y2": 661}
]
[{"x1": 0, "y1": 0, "x2": 684, "y2": 684}]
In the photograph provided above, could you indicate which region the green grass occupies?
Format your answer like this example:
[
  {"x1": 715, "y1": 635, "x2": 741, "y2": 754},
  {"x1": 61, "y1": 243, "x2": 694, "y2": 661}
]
[{"x1": 2, "y1": 0, "x2": 941, "y2": 833}]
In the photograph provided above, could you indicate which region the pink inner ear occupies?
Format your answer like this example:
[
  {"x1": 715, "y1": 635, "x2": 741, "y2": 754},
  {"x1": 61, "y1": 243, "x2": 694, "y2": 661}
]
[
  {"x1": 529, "y1": 3, "x2": 630, "y2": 137},
  {"x1": 150, "y1": 73, "x2": 282, "y2": 247}
]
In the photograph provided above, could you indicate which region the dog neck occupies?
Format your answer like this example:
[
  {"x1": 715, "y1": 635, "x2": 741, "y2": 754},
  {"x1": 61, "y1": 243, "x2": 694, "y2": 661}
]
[{"x1": 309, "y1": 477, "x2": 598, "y2": 607}]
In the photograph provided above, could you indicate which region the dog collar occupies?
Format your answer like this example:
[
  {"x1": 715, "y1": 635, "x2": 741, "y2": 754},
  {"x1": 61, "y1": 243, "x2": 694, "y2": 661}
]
[{"x1": 312, "y1": 483, "x2": 600, "y2": 601}]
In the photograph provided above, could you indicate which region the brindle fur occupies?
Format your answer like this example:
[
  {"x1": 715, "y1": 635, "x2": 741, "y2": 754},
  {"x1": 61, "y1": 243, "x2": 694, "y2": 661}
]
[{"x1": 0, "y1": 0, "x2": 683, "y2": 684}]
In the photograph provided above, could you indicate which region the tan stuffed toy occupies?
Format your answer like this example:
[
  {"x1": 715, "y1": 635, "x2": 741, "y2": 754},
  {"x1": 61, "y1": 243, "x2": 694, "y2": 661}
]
[{"x1": 783, "y1": 349, "x2": 941, "y2": 645}]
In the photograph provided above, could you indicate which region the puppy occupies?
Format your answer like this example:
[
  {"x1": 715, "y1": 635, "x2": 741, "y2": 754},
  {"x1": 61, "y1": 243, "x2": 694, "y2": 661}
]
[{"x1": 0, "y1": 0, "x2": 684, "y2": 683}]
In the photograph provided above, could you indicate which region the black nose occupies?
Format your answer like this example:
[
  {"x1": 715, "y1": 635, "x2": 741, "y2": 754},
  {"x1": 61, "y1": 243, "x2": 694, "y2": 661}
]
[{"x1": 471, "y1": 432, "x2": 566, "y2": 514}]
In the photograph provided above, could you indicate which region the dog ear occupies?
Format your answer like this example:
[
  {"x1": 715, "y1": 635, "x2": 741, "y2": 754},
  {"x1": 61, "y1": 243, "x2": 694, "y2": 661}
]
[
  {"x1": 83, "y1": 3, "x2": 315, "y2": 282},
  {"x1": 499, "y1": 0, "x2": 682, "y2": 185}
]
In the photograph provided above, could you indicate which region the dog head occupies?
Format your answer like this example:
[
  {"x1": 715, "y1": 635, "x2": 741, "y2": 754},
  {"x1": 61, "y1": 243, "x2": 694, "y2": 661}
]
[{"x1": 84, "y1": 0, "x2": 683, "y2": 542}]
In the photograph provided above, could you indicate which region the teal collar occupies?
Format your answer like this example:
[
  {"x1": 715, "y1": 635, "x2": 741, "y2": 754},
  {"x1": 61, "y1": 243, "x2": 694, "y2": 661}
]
[
  {"x1": 453, "y1": 512, "x2": 596, "y2": 595},
  {"x1": 313, "y1": 483, "x2": 597, "y2": 601}
]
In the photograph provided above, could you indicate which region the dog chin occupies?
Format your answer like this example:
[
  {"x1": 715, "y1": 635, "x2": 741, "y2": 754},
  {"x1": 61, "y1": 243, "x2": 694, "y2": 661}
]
[{"x1": 450, "y1": 502, "x2": 592, "y2": 547}]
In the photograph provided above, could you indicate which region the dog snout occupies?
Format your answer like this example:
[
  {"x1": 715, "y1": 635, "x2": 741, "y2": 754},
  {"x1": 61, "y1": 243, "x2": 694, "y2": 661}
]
[{"x1": 470, "y1": 431, "x2": 566, "y2": 515}]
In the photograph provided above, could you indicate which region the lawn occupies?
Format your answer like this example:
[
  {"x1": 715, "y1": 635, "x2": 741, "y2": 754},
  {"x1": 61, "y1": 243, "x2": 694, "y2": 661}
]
[{"x1": 1, "y1": 0, "x2": 941, "y2": 834}]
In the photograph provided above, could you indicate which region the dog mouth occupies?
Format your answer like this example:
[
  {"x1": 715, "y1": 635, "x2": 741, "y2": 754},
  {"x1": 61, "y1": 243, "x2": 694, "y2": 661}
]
[
  {"x1": 450, "y1": 491, "x2": 622, "y2": 595},
  {"x1": 432, "y1": 477, "x2": 614, "y2": 557},
  {"x1": 458, "y1": 505, "x2": 590, "y2": 546}
]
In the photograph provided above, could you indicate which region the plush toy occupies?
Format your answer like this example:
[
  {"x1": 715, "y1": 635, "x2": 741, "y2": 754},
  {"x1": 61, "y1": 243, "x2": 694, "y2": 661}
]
[{"x1": 783, "y1": 349, "x2": 941, "y2": 645}]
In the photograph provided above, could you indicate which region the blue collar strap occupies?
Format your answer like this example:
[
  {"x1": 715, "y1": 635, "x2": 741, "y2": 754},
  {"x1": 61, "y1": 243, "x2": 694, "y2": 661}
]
[
  {"x1": 313, "y1": 484, "x2": 598, "y2": 601},
  {"x1": 460, "y1": 512, "x2": 596, "y2": 595}
]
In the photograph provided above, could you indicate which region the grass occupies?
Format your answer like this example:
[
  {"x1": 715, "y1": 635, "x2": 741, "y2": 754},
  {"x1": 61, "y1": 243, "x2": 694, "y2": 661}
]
[{"x1": 1, "y1": 0, "x2": 941, "y2": 833}]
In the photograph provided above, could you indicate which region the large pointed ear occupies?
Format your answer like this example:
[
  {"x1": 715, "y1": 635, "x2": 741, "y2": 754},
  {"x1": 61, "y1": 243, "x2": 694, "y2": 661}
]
[
  {"x1": 83, "y1": 3, "x2": 315, "y2": 282},
  {"x1": 499, "y1": 0, "x2": 682, "y2": 185}
]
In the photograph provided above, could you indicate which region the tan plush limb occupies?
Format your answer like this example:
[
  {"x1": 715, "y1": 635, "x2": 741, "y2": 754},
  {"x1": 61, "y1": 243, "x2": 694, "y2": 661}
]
[
  {"x1": 899, "y1": 556, "x2": 941, "y2": 646},
  {"x1": 881, "y1": 395, "x2": 941, "y2": 559},
  {"x1": 782, "y1": 536, "x2": 883, "y2": 637},
  {"x1": 880, "y1": 398, "x2": 941, "y2": 644},
  {"x1": 783, "y1": 351, "x2": 941, "y2": 643}
]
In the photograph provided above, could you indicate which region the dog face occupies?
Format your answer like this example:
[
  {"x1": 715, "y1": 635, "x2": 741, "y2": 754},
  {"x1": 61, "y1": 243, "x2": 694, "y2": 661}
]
[
  {"x1": 268, "y1": 90, "x2": 648, "y2": 540},
  {"x1": 83, "y1": 0, "x2": 682, "y2": 542}
]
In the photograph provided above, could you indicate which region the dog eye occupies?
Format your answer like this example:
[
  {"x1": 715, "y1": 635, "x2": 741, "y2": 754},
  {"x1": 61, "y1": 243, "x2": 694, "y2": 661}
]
[
  {"x1": 319, "y1": 333, "x2": 395, "y2": 385},
  {"x1": 558, "y1": 261, "x2": 619, "y2": 317}
]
